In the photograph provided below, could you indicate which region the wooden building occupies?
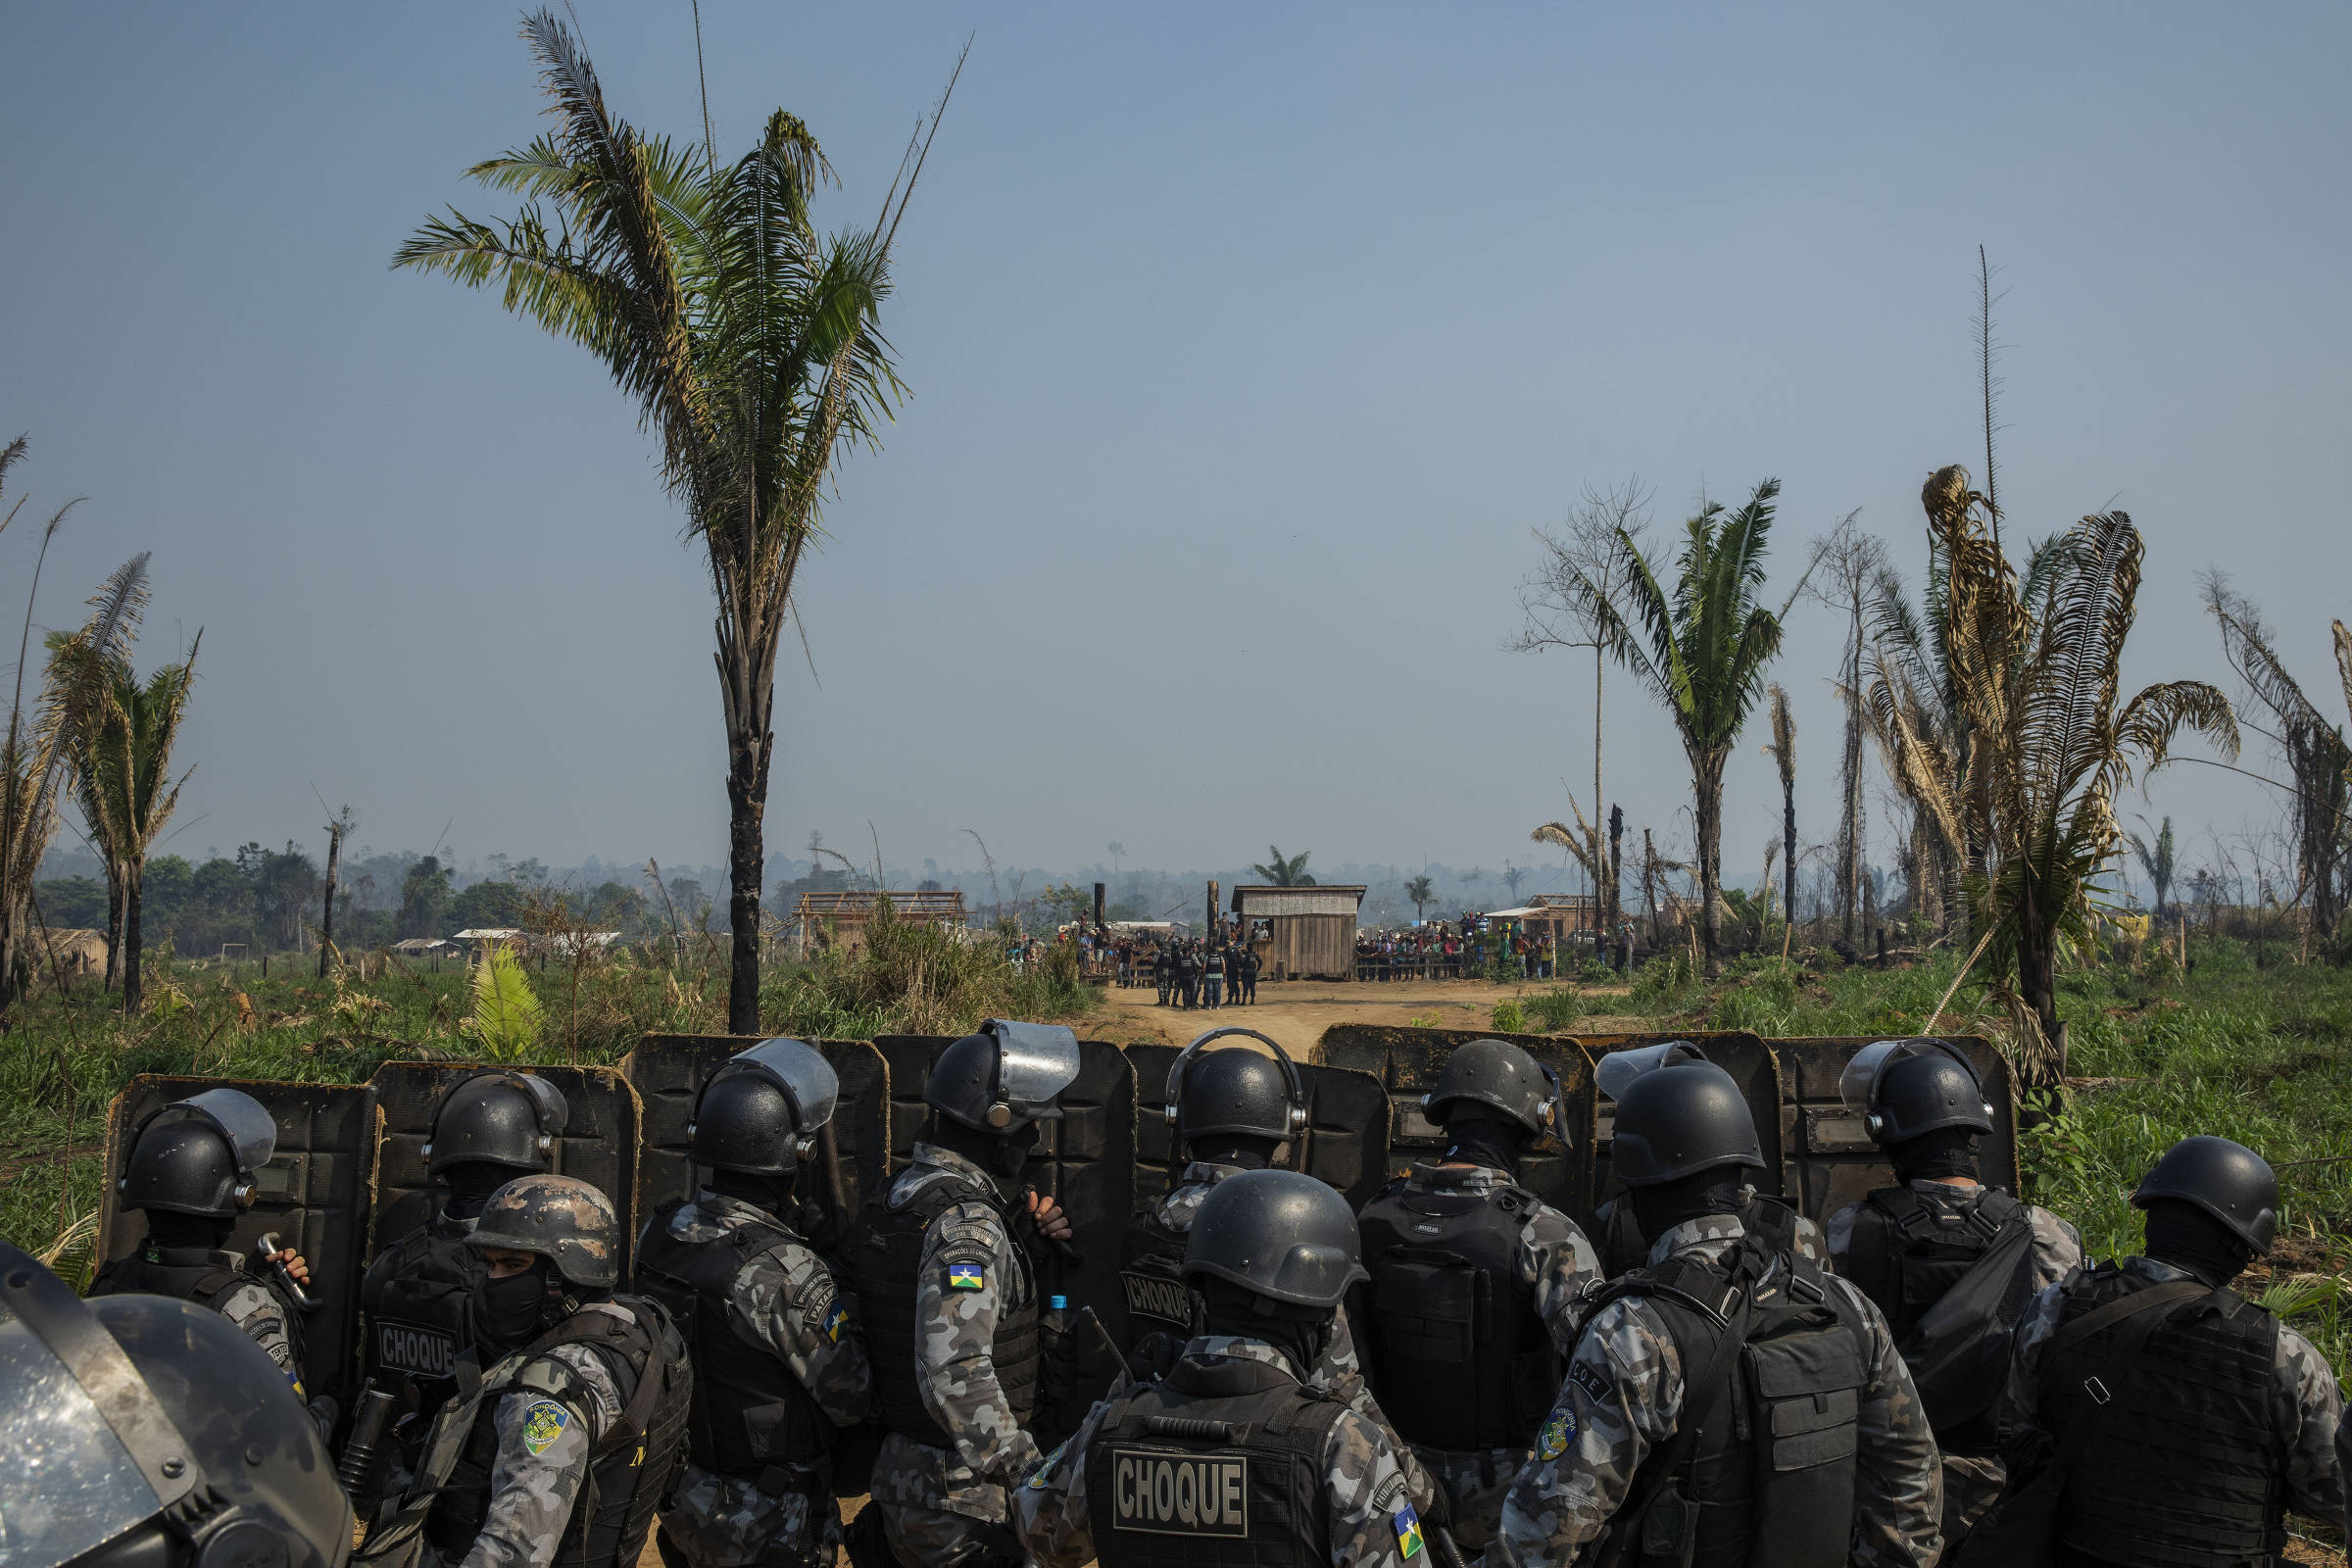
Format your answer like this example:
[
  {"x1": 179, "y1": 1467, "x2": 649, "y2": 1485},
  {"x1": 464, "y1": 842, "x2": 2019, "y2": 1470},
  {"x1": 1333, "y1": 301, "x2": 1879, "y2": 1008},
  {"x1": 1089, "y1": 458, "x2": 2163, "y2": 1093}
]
[
  {"x1": 1231, "y1": 885, "x2": 1366, "y2": 980},
  {"x1": 792, "y1": 889, "x2": 968, "y2": 956},
  {"x1": 1487, "y1": 893, "x2": 1598, "y2": 945}
]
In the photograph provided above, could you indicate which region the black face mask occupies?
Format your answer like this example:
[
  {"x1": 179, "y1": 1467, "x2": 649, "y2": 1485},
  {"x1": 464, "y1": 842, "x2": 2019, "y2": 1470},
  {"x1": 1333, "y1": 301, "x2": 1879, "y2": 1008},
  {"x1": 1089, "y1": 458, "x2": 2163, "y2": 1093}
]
[
  {"x1": 145, "y1": 1210, "x2": 236, "y2": 1252},
  {"x1": 992, "y1": 1121, "x2": 1043, "y2": 1179},
  {"x1": 444, "y1": 1162, "x2": 513, "y2": 1222},
  {"x1": 1889, "y1": 1128, "x2": 1981, "y2": 1185},
  {"x1": 710, "y1": 1167, "x2": 796, "y2": 1214},
  {"x1": 474, "y1": 1259, "x2": 551, "y2": 1355},
  {"x1": 1187, "y1": 1134, "x2": 1283, "y2": 1171},
  {"x1": 1444, "y1": 1114, "x2": 1529, "y2": 1175},
  {"x1": 1630, "y1": 1169, "x2": 1748, "y2": 1247},
  {"x1": 1198, "y1": 1280, "x2": 1333, "y2": 1381},
  {"x1": 2142, "y1": 1200, "x2": 2255, "y2": 1288}
]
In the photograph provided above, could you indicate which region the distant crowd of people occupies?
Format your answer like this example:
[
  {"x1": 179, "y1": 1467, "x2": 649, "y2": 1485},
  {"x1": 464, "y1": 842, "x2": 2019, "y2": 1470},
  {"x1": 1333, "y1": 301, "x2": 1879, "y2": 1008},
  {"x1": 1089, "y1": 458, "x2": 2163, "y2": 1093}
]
[
  {"x1": 1353, "y1": 917, "x2": 1576, "y2": 980},
  {"x1": 1112, "y1": 936, "x2": 1260, "y2": 1007}
]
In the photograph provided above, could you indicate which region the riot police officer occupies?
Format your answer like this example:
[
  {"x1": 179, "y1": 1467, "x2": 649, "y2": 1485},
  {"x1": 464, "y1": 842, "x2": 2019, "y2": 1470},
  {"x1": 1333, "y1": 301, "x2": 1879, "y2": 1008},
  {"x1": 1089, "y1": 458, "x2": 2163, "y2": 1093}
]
[
  {"x1": 1491, "y1": 1059, "x2": 1944, "y2": 1567},
  {"x1": 1586, "y1": 1042, "x2": 1831, "y2": 1276},
  {"x1": 1153, "y1": 943, "x2": 1173, "y2": 1007},
  {"x1": 633, "y1": 1039, "x2": 873, "y2": 1568},
  {"x1": 1014, "y1": 1169, "x2": 1432, "y2": 1568},
  {"x1": 0, "y1": 1241, "x2": 356, "y2": 1568},
  {"x1": 845, "y1": 1020, "x2": 1079, "y2": 1567},
  {"x1": 91, "y1": 1087, "x2": 332, "y2": 1437},
  {"x1": 1824, "y1": 1041, "x2": 2082, "y2": 1546},
  {"x1": 1993, "y1": 1136, "x2": 2345, "y2": 1566},
  {"x1": 1354, "y1": 1039, "x2": 1600, "y2": 1549},
  {"x1": 356, "y1": 1174, "x2": 692, "y2": 1568},
  {"x1": 358, "y1": 1071, "x2": 569, "y2": 1432}
]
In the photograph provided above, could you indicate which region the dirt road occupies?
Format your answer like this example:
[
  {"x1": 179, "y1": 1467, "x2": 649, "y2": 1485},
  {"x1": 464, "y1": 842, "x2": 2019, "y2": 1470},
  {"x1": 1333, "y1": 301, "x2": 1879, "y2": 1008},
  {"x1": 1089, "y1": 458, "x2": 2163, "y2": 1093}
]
[{"x1": 1090, "y1": 975, "x2": 1643, "y2": 1054}]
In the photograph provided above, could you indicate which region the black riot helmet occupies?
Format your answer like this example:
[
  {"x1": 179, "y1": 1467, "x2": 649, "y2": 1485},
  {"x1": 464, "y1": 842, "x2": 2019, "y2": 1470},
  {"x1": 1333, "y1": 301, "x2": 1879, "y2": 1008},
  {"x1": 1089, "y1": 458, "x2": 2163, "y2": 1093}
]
[
  {"x1": 120, "y1": 1088, "x2": 277, "y2": 1219},
  {"x1": 1610, "y1": 1061, "x2": 1764, "y2": 1186},
  {"x1": 689, "y1": 1038, "x2": 840, "y2": 1175},
  {"x1": 2132, "y1": 1136, "x2": 2279, "y2": 1253},
  {"x1": 423, "y1": 1070, "x2": 568, "y2": 1176},
  {"x1": 924, "y1": 1019, "x2": 1080, "y2": 1135},
  {"x1": 1424, "y1": 1038, "x2": 1564, "y2": 1139},
  {"x1": 1163, "y1": 1027, "x2": 1308, "y2": 1147},
  {"x1": 0, "y1": 1243, "x2": 353, "y2": 1568},
  {"x1": 1838, "y1": 1040, "x2": 1994, "y2": 1145},
  {"x1": 465, "y1": 1174, "x2": 619, "y2": 1290},
  {"x1": 1182, "y1": 1169, "x2": 1367, "y2": 1310}
]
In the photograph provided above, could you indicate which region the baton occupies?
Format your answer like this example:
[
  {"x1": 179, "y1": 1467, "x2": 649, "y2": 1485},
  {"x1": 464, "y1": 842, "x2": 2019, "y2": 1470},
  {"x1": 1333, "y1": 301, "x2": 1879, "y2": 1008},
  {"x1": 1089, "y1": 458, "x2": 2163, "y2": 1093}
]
[
  {"x1": 255, "y1": 1232, "x2": 318, "y2": 1314},
  {"x1": 1430, "y1": 1525, "x2": 1469, "y2": 1568},
  {"x1": 1080, "y1": 1304, "x2": 1134, "y2": 1386}
]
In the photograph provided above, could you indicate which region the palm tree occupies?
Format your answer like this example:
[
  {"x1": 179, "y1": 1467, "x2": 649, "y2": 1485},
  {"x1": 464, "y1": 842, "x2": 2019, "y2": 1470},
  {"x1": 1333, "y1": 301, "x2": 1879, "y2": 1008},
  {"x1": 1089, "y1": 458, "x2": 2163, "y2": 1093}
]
[
  {"x1": 51, "y1": 629, "x2": 200, "y2": 1014},
  {"x1": 1403, "y1": 873, "x2": 1434, "y2": 923},
  {"x1": 1872, "y1": 471, "x2": 2236, "y2": 1084},
  {"x1": 2127, "y1": 815, "x2": 2176, "y2": 925},
  {"x1": 1763, "y1": 683, "x2": 1797, "y2": 928},
  {"x1": 395, "y1": 11, "x2": 950, "y2": 1032},
  {"x1": 1549, "y1": 478, "x2": 1801, "y2": 974},
  {"x1": 1250, "y1": 847, "x2": 1314, "y2": 887}
]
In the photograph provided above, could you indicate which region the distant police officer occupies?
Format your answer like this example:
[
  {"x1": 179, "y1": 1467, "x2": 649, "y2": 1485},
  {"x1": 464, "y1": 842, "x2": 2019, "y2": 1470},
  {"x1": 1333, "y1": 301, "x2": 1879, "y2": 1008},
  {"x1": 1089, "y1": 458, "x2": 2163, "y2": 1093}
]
[
  {"x1": 1154, "y1": 945, "x2": 1174, "y2": 1007},
  {"x1": 1354, "y1": 1039, "x2": 1600, "y2": 1549},
  {"x1": 0, "y1": 1241, "x2": 356, "y2": 1568},
  {"x1": 633, "y1": 1040, "x2": 873, "y2": 1568},
  {"x1": 359, "y1": 1071, "x2": 570, "y2": 1429},
  {"x1": 1994, "y1": 1136, "x2": 2345, "y2": 1567},
  {"x1": 1824, "y1": 1041, "x2": 2082, "y2": 1546},
  {"x1": 92, "y1": 1087, "x2": 332, "y2": 1437},
  {"x1": 846, "y1": 1020, "x2": 1080, "y2": 1567},
  {"x1": 1587, "y1": 1044, "x2": 1832, "y2": 1279},
  {"x1": 1491, "y1": 1059, "x2": 1944, "y2": 1568},
  {"x1": 1014, "y1": 1169, "x2": 1433, "y2": 1568},
  {"x1": 356, "y1": 1174, "x2": 691, "y2": 1568}
]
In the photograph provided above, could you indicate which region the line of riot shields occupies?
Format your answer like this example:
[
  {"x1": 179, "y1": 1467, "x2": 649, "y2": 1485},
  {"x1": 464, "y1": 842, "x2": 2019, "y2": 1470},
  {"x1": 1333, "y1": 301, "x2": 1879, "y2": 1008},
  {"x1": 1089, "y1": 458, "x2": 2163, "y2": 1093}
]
[{"x1": 95, "y1": 1027, "x2": 2016, "y2": 1458}]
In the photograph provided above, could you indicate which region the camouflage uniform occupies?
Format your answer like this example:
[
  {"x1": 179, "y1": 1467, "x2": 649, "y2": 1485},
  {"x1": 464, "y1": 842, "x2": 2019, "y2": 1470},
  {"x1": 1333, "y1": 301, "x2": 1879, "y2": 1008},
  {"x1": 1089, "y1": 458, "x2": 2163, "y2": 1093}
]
[
  {"x1": 1012, "y1": 1334, "x2": 1425, "y2": 1567},
  {"x1": 1592, "y1": 1191, "x2": 1833, "y2": 1274},
  {"x1": 1150, "y1": 1163, "x2": 1441, "y2": 1515},
  {"x1": 651, "y1": 1196, "x2": 873, "y2": 1568},
  {"x1": 433, "y1": 1304, "x2": 632, "y2": 1568},
  {"x1": 868, "y1": 1144, "x2": 1043, "y2": 1565},
  {"x1": 1825, "y1": 1177, "x2": 2082, "y2": 1535},
  {"x1": 1368, "y1": 1161, "x2": 1602, "y2": 1547},
  {"x1": 1489, "y1": 1212, "x2": 1943, "y2": 1568},
  {"x1": 2002, "y1": 1254, "x2": 2346, "y2": 1524}
]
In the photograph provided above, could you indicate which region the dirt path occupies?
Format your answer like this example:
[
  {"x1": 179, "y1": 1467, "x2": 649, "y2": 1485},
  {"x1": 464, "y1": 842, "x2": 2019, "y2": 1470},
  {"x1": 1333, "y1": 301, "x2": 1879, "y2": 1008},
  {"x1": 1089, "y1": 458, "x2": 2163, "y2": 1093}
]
[{"x1": 1089, "y1": 976, "x2": 1644, "y2": 1054}]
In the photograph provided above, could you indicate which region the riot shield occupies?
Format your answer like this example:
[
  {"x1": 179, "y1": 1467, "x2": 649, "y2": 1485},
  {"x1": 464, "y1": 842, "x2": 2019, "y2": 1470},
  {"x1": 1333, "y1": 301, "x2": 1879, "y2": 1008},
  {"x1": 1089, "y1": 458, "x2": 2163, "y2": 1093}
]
[
  {"x1": 365, "y1": 1063, "x2": 642, "y2": 1279},
  {"x1": 1309, "y1": 1025, "x2": 1596, "y2": 1220},
  {"x1": 872, "y1": 1034, "x2": 1134, "y2": 1445},
  {"x1": 1126, "y1": 1041, "x2": 1392, "y2": 1209},
  {"x1": 1772, "y1": 1036, "x2": 2019, "y2": 1221},
  {"x1": 1577, "y1": 1031, "x2": 1785, "y2": 1211},
  {"x1": 621, "y1": 1035, "x2": 890, "y2": 1252},
  {"x1": 98, "y1": 1075, "x2": 377, "y2": 1400}
]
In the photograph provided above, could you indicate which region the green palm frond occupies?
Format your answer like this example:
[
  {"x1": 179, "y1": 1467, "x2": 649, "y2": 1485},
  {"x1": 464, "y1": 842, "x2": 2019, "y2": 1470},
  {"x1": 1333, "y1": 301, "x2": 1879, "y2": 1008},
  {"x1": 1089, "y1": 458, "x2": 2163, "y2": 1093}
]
[{"x1": 466, "y1": 942, "x2": 546, "y2": 1060}]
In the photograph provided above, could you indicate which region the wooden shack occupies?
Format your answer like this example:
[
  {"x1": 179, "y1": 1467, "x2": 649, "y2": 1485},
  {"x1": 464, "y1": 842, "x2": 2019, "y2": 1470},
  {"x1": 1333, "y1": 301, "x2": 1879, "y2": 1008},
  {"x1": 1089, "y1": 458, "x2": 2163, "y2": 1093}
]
[
  {"x1": 1489, "y1": 893, "x2": 1597, "y2": 944},
  {"x1": 1231, "y1": 885, "x2": 1365, "y2": 980},
  {"x1": 792, "y1": 890, "x2": 967, "y2": 956}
]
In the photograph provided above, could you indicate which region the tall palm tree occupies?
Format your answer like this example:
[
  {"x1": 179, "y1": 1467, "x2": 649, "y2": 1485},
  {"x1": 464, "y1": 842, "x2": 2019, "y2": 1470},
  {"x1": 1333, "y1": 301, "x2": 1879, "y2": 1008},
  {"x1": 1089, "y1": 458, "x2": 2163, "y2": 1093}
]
[
  {"x1": 1872, "y1": 471, "x2": 2236, "y2": 1085},
  {"x1": 396, "y1": 12, "x2": 949, "y2": 1031},
  {"x1": 1250, "y1": 847, "x2": 1314, "y2": 887},
  {"x1": 1403, "y1": 873, "x2": 1434, "y2": 923},
  {"x1": 2127, "y1": 814, "x2": 2176, "y2": 925},
  {"x1": 1764, "y1": 683, "x2": 1797, "y2": 927},
  {"x1": 52, "y1": 631, "x2": 200, "y2": 1014},
  {"x1": 1551, "y1": 478, "x2": 1799, "y2": 974}
]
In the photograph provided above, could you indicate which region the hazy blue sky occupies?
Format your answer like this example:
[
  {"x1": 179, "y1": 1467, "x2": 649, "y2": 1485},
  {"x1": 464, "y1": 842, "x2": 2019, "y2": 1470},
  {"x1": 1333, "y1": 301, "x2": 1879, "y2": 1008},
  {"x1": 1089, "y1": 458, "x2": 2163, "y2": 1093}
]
[{"x1": 5, "y1": 3, "x2": 2346, "y2": 885}]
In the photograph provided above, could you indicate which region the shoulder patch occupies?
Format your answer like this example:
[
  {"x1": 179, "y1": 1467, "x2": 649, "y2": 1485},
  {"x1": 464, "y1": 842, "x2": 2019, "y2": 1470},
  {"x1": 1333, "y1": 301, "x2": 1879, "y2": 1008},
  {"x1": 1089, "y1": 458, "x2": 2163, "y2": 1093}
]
[
  {"x1": 946, "y1": 1261, "x2": 987, "y2": 1292},
  {"x1": 1394, "y1": 1502, "x2": 1424, "y2": 1558},
  {"x1": 1536, "y1": 1404, "x2": 1575, "y2": 1459},
  {"x1": 1026, "y1": 1438, "x2": 1068, "y2": 1487},
  {"x1": 519, "y1": 1399, "x2": 571, "y2": 1456},
  {"x1": 822, "y1": 1299, "x2": 852, "y2": 1342},
  {"x1": 1567, "y1": 1358, "x2": 1616, "y2": 1404}
]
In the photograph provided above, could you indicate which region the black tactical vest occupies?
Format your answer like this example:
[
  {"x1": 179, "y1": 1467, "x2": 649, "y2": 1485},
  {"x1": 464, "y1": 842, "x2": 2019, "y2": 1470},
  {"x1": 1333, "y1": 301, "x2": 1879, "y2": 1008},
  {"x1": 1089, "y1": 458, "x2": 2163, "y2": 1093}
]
[
  {"x1": 1356, "y1": 1173, "x2": 1559, "y2": 1450},
  {"x1": 1841, "y1": 1185, "x2": 2035, "y2": 1452},
  {"x1": 2039, "y1": 1264, "x2": 2286, "y2": 1567},
  {"x1": 1084, "y1": 1352, "x2": 1349, "y2": 1568},
  {"x1": 1594, "y1": 1195, "x2": 1803, "y2": 1281},
  {"x1": 93, "y1": 1246, "x2": 307, "y2": 1367},
  {"x1": 845, "y1": 1173, "x2": 1040, "y2": 1447},
  {"x1": 361, "y1": 1214, "x2": 484, "y2": 1390},
  {"x1": 1595, "y1": 1240, "x2": 1868, "y2": 1568},
  {"x1": 423, "y1": 1298, "x2": 693, "y2": 1568},
  {"x1": 1118, "y1": 1202, "x2": 1200, "y2": 1383},
  {"x1": 632, "y1": 1199, "x2": 832, "y2": 1492}
]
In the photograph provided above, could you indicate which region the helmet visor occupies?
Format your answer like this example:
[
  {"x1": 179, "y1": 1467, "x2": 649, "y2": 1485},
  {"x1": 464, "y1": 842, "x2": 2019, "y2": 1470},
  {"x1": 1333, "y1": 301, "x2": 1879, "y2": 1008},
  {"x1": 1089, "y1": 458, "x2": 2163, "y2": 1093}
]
[
  {"x1": 509, "y1": 1073, "x2": 569, "y2": 1137},
  {"x1": 1593, "y1": 1041, "x2": 1704, "y2": 1103},
  {"x1": 734, "y1": 1039, "x2": 840, "y2": 1133},
  {"x1": 988, "y1": 1020, "x2": 1080, "y2": 1120},
  {"x1": 0, "y1": 1311, "x2": 166, "y2": 1568},
  {"x1": 1838, "y1": 1041, "x2": 1908, "y2": 1113},
  {"x1": 154, "y1": 1087, "x2": 277, "y2": 1177}
]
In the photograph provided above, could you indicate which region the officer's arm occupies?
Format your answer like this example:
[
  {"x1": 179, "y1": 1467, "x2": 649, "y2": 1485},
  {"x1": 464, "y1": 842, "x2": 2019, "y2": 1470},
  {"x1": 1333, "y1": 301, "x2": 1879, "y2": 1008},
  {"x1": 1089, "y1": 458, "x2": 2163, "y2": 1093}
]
[
  {"x1": 1488, "y1": 1303, "x2": 1680, "y2": 1568},
  {"x1": 1789, "y1": 1212, "x2": 1834, "y2": 1268},
  {"x1": 1314, "y1": 1305, "x2": 1441, "y2": 1523},
  {"x1": 1009, "y1": 1396, "x2": 1112, "y2": 1568},
  {"x1": 216, "y1": 1281, "x2": 305, "y2": 1396},
  {"x1": 1322, "y1": 1410, "x2": 1422, "y2": 1568},
  {"x1": 2274, "y1": 1324, "x2": 2349, "y2": 1520},
  {"x1": 1519, "y1": 1203, "x2": 1603, "y2": 1355},
  {"x1": 914, "y1": 1201, "x2": 1042, "y2": 1483},
  {"x1": 458, "y1": 1386, "x2": 594, "y2": 1568},
  {"x1": 1838, "y1": 1281, "x2": 1943, "y2": 1568},
  {"x1": 2025, "y1": 1208, "x2": 2084, "y2": 1291},
  {"x1": 1998, "y1": 1278, "x2": 2069, "y2": 1442},
  {"x1": 741, "y1": 1243, "x2": 874, "y2": 1428},
  {"x1": 1821, "y1": 1203, "x2": 1858, "y2": 1273}
]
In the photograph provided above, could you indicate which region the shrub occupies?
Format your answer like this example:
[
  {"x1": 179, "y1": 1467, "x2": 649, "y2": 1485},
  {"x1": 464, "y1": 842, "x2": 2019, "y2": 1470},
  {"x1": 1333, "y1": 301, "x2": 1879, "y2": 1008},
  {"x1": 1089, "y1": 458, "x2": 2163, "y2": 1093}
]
[
  {"x1": 1524, "y1": 988, "x2": 1586, "y2": 1032},
  {"x1": 1491, "y1": 999, "x2": 1527, "y2": 1033}
]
